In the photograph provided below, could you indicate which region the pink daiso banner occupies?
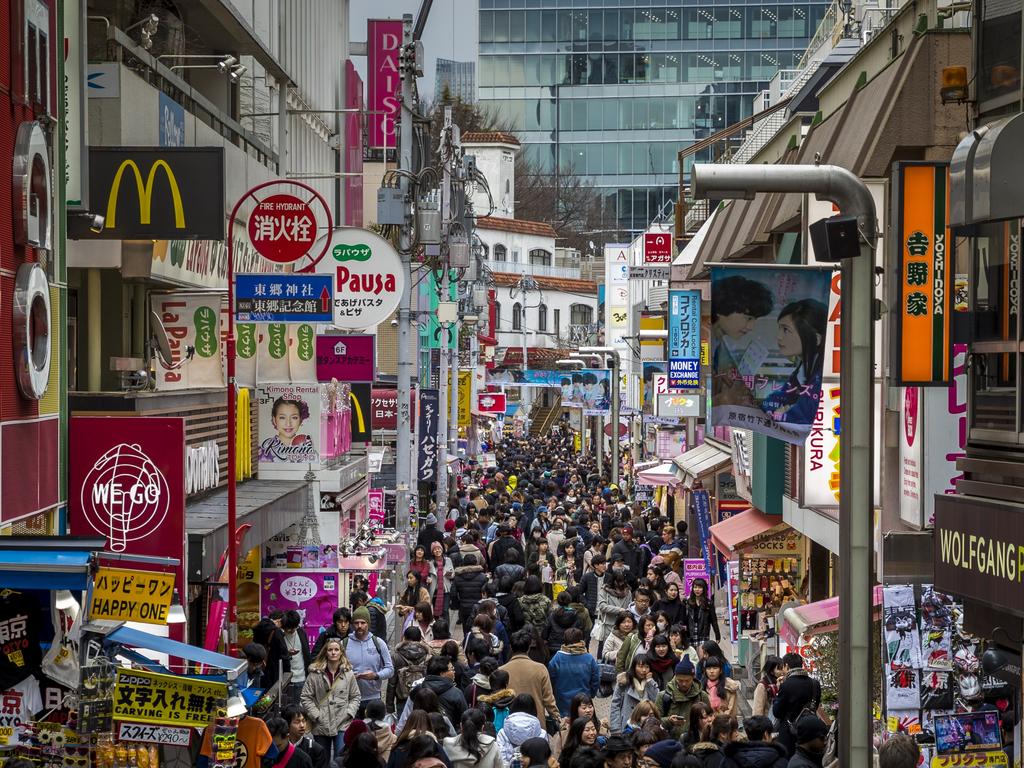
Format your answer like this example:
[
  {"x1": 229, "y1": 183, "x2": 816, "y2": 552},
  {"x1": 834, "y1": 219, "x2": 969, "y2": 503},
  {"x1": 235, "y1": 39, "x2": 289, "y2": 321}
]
[{"x1": 367, "y1": 19, "x2": 403, "y2": 149}]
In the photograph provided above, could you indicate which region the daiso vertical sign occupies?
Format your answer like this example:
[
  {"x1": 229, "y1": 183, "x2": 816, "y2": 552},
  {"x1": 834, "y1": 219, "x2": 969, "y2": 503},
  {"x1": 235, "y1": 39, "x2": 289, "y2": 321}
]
[{"x1": 368, "y1": 19, "x2": 403, "y2": 149}]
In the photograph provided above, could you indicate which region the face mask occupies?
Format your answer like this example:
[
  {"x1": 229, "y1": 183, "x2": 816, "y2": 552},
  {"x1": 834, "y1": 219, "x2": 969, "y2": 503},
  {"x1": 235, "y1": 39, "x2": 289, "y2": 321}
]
[{"x1": 657, "y1": 621, "x2": 668, "y2": 631}]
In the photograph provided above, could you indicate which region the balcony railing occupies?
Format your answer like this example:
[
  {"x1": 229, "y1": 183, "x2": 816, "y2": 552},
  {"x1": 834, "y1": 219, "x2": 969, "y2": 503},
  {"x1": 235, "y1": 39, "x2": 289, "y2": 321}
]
[{"x1": 489, "y1": 262, "x2": 582, "y2": 279}]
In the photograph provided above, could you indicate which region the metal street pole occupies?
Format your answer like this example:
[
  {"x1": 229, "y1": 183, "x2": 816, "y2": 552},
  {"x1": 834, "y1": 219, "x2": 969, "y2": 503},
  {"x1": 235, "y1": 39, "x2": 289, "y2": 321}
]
[
  {"x1": 395, "y1": 14, "x2": 416, "y2": 534},
  {"x1": 579, "y1": 347, "x2": 621, "y2": 487},
  {"x1": 437, "y1": 267, "x2": 450, "y2": 508},
  {"x1": 692, "y1": 163, "x2": 876, "y2": 768}
]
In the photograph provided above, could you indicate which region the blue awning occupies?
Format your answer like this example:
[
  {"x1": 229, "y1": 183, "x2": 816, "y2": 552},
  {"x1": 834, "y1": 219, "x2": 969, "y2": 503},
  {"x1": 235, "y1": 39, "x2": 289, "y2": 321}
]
[
  {"x1": 106, "y1": 626, "x2": 247, "y2": 681},
  {"x1": 0, "y1": 549, "x2": 93, "y2": 590}
]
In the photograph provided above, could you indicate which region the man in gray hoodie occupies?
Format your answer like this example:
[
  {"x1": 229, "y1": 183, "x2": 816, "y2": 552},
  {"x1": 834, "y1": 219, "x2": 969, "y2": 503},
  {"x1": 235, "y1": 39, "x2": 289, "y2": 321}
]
[{"x1": 343, "y1": 606, "x2": 394, "y2": 713}]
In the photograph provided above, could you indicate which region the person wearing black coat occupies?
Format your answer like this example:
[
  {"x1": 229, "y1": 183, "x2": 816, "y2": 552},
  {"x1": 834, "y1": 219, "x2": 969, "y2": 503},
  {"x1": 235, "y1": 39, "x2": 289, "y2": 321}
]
[
  {"x1": 609, "y1": 527, "x2": 644, "y2": 585},
  {"x1": 252, "y1": 613, "x2": 289, "y2": 690},
  {"x1": 686, "y1": 578, "x2": 721, "y2": 644},
  {"x1": 495, "y1": 576, "x2": 526, "y2": 633},
  {"x1": 578, "y1": 555, "x2": 606, "y2": 619},
  {"x1": 489, "y1": 525, "x2": 525, "y2": 569},
  {"x1": 451, "y1": 554, "x2": 488, "y2": 628},
  {"x1": 409, "y1": 655, "x2": 469, "y2": 727},
  {"x1": 542, "y1": 592, "x2": 584, "y2": 653},
  {"x1": 721, "y1": 717, "x2": 788, "y2": 768}
]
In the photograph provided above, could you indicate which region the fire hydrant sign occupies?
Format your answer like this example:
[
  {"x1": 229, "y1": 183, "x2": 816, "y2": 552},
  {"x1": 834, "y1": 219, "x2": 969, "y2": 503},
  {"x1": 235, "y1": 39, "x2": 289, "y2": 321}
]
[
  {"x1": 319, "y1": 229, "x2": 404, "y2": 330},
  {"x1": 89, "y1": 567, "x2": 175, "y2": 625},
  {"x1": 248, "y1": 193, "x2": 318, "y2": 264},
  {"x1": 113, "y1": 668, "x2": 227, "y2": 727}
]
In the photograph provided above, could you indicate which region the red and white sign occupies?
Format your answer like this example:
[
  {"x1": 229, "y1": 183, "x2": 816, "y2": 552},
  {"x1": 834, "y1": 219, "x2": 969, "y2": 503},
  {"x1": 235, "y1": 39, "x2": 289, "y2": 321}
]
[
  {"x1": 368, "y1": 489, "x2": 384, "y2": 525},
  {"x1": 247, "y1": 194, "x2": 318, "y2": 264},
  {"x1": 477, "y1": 392, "x2": 507, "y2": 414},
  {"x1": 367, "y1": 19, "x2": 403, "y2": 149},
  {"x1": 323, "y1": 229, "x2": 405, "y2": 329},
  {"x1": 69, "y1": 417, "x2": 186, "y2": 636},
  {"x1": 643, "y1": 232, "x2": 672, "y2": 264}
]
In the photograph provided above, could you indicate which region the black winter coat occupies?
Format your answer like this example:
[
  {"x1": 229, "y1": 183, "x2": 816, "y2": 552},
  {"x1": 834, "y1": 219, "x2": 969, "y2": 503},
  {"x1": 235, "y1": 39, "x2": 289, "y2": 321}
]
[
  {"x1": 414, "y1": 675, "x2": 468, "y2": 727},
  {"x1": 579, "y1": 571, "x2": 601, "y2": 618},
  {"x1": 686, "y1": 598, "x2": 721, "y2": 643},
  {"x1": 542, "y1": 606, "x2": 583, "y2": 652},
  {"x1": 252, "y1": 618, "x2": 289, "y2": 689},
  {"x1": 497, "y1": 591, "x2": 526, "y2": 633},
  {"x1": 721, "y1": 740, "x2": 789, "y2": 768},
  {"x1": 490, "y1": 536, "x2": 525, "y2": 569},
  {"x1": 451, "y1": 564, "x2": 487, "y2": 625},
  {"x1": 609, "y1": 539, "x2": 644, "y2": 584},
  {"x1": 653, "y1": 597, "x2": 687, "y2": 628}
]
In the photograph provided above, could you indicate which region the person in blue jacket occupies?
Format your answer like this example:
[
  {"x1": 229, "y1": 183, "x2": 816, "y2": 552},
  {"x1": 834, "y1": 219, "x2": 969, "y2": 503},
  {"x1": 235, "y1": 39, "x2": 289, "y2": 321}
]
[{"x1": 547, "y1": 627, "x2": 600, "y2": 717}]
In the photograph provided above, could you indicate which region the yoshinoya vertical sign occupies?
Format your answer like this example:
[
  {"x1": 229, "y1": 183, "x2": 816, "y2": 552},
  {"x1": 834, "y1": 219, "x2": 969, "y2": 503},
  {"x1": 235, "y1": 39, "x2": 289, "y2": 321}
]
[
  {"x1": 668, "y1": 289, "x2": 701, "y2": 389},
  {"x1": 893, "y1": 162, "x2": 952, "y2": 385},
  {"x1": 417, "y1": 388, "x2": 440, "y2": 482},
  {"x1": 367, "y1": 19, "x2": 403, "y2": 150}
]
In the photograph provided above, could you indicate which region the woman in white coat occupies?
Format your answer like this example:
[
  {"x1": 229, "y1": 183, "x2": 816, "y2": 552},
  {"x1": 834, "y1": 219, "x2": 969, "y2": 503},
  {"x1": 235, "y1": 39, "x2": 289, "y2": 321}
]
[
  {"x1": 442, "y1": 709, "x2": 502, "y2": 768},
  {"x1": 609, "y1": 654, "x2": 660, "y2": 734}
]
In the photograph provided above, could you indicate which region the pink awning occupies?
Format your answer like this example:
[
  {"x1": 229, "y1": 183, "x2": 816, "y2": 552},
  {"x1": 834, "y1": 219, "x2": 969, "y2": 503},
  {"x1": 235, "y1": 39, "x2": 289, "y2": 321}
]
[
  {"x1": 780, "y1": 585, "x2": 884, "y2": 646},
  {"x1": 709, "y1": 507, "x2": 785, "y2": 556},
  {"x1": 636, "y1": 462, "x2": 680, "y2": 488}
]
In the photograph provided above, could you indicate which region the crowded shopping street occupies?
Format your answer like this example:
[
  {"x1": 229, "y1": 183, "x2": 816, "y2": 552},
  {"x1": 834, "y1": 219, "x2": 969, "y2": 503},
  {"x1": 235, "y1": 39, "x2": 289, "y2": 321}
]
[{"x1": 3, "y1": 0, "x2": 1024, "y2": 766}]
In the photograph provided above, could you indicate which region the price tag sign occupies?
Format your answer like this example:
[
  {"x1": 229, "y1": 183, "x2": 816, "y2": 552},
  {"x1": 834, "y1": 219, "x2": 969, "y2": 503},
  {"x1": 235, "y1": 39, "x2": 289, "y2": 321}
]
[{"x1": 116, "y1": 722, "x2": 193, "y2": 747}]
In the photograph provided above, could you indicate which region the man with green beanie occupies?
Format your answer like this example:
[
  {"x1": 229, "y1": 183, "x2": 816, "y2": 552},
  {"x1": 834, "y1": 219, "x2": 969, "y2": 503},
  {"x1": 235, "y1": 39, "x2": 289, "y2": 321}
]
[
  {"x1": 656, "y1": 657, "x2": 710, "y2": 739},
  {"x1": 343, "y1": 606, "x2": 393, "y2": 712}
]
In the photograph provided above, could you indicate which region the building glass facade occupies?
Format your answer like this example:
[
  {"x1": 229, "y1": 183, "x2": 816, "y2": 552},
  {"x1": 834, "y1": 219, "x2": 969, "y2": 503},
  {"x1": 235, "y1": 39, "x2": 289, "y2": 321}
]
[
  {"x1": 435, "y1": 59, "x2": 478, "y2": 103},
  {"x1": 477, "y1": 0, "x2": 828, "y2": 233}
]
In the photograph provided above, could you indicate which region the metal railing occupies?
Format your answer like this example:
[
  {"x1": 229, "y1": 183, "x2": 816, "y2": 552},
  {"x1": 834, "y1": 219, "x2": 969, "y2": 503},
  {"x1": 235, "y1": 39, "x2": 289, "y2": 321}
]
[{"x1": 490, "y1": 262, "x2": 582, "y2": 279}]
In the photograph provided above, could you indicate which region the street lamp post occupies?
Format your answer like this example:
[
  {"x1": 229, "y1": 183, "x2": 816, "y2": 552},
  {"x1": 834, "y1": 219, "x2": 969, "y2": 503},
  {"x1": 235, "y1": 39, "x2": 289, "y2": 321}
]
[
  {"x1": 691, "y1": 163, "x2": 877, "y2": 768},
  {"x1": 578, "y1": 347, "x2": 621, "y2": 487}
]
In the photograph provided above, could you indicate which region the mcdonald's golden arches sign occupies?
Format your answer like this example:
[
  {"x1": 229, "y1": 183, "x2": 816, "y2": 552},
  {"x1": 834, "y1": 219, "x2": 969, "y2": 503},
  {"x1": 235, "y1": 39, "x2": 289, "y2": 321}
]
[{"x1": 77, "y1": 147, "x2": 224, "y2": 240}]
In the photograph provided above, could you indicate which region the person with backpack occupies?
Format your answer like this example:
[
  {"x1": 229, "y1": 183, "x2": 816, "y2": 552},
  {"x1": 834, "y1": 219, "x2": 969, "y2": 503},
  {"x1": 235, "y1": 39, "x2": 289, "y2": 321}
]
[
  {"x1": 478, "y1": 669, "x2": 516, "y2": 733},
  {"x1": 344, "y1": 606, "x2": 394, "y2": 715},
  {"x1": 299, "y1": 637, "x2": 361, "y2": 758},
  {"x1": 396, "y1": 654, "x2": 470, "y2": 732},
  {"x1": 541, "y1": 590, "x2": 583, "y2": 654},
  {"x1": 496, "y1": 693, "x2": 549, "y2": 766},
  {"x1": 451, "y1": 553, "x2": 488, "y2": 629},
  {"x1": 770, "y1": 653, "x2": 824, "y2": 757},
  {"x1": 656, "y1": 657, "x2": 712, "y2": 741},
  {"x1": 390, "y1": 625, "x2": 433, "y2": 715}
]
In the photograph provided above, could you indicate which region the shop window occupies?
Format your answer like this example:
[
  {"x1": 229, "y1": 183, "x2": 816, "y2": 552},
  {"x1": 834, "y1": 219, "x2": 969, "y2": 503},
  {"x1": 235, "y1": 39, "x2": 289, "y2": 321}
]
[
  {"x1": 978, "y1": 0, "x2": 1022, "y2": 109},
  {"x1": 495, "y1": 302, "x2": 501, "y2": 330}
]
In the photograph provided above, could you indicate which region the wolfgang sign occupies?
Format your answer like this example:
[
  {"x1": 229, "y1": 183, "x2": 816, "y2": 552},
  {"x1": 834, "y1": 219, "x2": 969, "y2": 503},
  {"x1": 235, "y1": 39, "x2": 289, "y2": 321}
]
[
  {"x1": 322, "y1": 230, "x2": 404, "y2": 329},
  {"x1": 78, "y1": 147, "x2": 224, "y2": 240},
  {"x1": 934, "y1": 494, "x2": 1024, "y2": 614}
]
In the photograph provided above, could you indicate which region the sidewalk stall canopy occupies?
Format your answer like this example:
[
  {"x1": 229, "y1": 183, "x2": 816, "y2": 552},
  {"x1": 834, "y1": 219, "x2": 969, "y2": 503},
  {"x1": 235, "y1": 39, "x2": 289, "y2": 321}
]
[
  {"x1": 0, "y1": 538, "x2": 258, "y2": 766},
  {"x1": 709, "y1": 509, "x2": 807, "y2": 637}
]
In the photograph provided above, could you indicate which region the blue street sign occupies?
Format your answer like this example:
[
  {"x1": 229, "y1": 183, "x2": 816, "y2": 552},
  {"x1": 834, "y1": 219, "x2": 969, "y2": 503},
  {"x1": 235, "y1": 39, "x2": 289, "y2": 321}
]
[{"x1": 235, "y1": 273, "x2": 333, "y2": 323}]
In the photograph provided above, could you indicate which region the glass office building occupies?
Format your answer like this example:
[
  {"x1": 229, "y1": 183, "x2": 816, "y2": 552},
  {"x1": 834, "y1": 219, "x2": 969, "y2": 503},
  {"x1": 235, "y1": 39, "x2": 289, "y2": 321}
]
[
  {"x1": 477, "y1": 1, "x2": 828, "y2": 233},
  {"x1": 435, "y1": 59, "x2": 478, "y2": 104}
]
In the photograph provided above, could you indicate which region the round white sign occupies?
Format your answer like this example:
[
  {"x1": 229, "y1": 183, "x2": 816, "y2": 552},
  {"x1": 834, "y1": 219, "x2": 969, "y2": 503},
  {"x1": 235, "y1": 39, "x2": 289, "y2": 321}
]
[{"x1": 318, "y1": 228, "x2": 404, "y2": 330}]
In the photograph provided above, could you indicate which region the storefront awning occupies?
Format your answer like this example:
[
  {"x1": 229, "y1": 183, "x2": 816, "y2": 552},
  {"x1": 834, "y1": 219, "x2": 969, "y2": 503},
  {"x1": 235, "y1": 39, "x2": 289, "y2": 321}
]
[
  {"x1": 780, "y1": 585, "x2": 884, "y2": 647},
  {"x1": 106, "y1": 625, "x2": 247, "y2": 680},
  {"x1": 637, "y1": 462, "x2": 681, "y2": 488},
  {"x1": 187, "y1": 479, "x2": 310, "y2": 582},
  {"x1": 709, "y1": 507, "x2": 787, "y2": 556},
  {"x1": 672, "y1": 440, "x2": 732, "y2": 487},
  {"x1": 0, "y1": 538, "x2": 105, "y2": 590}
]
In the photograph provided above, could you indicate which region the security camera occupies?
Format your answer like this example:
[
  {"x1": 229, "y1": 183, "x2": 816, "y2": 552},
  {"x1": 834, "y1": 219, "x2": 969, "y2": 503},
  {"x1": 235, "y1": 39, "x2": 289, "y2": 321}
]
[
  {"x1": 390, "y1": 317, "x2": 399, "y2": 327},
  {"x1": 88, "y1": 213, "x2": 105, "y2": 234}
]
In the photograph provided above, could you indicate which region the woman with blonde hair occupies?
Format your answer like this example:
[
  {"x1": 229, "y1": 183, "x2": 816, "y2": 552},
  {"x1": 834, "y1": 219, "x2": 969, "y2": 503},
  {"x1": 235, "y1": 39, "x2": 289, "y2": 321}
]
[{"x1": 300, "y1": 637, "x2": 361, "y2": 758}]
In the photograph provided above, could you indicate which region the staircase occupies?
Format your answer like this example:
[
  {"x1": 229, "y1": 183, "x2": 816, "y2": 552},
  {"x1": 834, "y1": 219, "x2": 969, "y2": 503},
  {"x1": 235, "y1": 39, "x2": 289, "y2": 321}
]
[{"x1": 529, "y1": 394, "x2": 563, "y2": 436}]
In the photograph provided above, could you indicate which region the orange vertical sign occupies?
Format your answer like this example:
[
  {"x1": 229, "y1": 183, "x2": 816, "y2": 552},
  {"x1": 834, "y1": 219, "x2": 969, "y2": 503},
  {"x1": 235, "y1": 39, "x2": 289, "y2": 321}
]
[{"x1": 895, "y1": 162, "x2": 952, "y2": 385}]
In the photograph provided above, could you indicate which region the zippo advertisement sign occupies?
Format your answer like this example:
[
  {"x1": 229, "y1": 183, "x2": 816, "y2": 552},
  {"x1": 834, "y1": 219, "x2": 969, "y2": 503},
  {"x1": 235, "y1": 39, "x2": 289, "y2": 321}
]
[{"x1": 69, "y1": 417, "x2": 186, "y2": 634}]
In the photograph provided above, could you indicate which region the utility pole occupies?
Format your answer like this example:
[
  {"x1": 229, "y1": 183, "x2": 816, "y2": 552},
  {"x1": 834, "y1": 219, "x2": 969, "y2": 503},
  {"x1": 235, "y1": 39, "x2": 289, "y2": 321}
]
[
  {"x1": 692, "y1": 163, "x2": 876, "y2": 768},
  {"x1": 395, "y1": 13, "x2": 416, "y2": 534}
]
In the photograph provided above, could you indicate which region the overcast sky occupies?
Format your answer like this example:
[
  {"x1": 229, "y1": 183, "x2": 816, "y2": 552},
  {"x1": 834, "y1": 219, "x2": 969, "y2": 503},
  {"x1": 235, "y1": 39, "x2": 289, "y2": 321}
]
[{"x1": 349, "y1": 0, "x2": 478, "y2": 102}]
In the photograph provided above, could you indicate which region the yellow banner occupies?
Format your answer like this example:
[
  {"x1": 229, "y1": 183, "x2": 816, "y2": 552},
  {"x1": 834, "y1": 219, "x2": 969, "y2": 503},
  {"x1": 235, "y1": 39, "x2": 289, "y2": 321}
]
[
  {"x1": 931, "y1": 752, "x2": 1007, "y2": 767},
  {"x1": 89, "y1": 567, "x2": 175, "y2": 625},
  {"x1": 449, "y1": 370, "x2": 472, "y2": 428},
  {"x1": 114, "y1": 668, "x2": 227, "y2": 727}
]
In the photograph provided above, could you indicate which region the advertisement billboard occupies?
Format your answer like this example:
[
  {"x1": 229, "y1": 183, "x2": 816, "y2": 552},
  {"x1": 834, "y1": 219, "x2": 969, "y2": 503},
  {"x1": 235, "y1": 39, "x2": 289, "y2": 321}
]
[
  {"x1": 151, "y1": 294, "x2": 225, "y2": 389},
  {"x1": 710, "y1": 266, "x2": 832, "y2": 445},
  {"x1": 257, "y1": 384, "x2": 323, "y2": 468},
  {"x1": 315, "y1": 334, "x2": 375, "y2": 382},
  {"x1": 324, "y1": 230, "x2": 405, "y2": 330},
  {"x1": 668, "y1": 289, "x2": 701, "y2": 389},
  {"x1": 261, "y1": 570, "x2": 339, "y2": 650},
  {"x1": 367, "y1": 20, "x2": 403, "y2": 149},
  {"x1": 643, "y1": 232, "x2": 672, "y2": 264},
  {"x1": 417, "y1": 389, "x2": 440, "y2": 481}
]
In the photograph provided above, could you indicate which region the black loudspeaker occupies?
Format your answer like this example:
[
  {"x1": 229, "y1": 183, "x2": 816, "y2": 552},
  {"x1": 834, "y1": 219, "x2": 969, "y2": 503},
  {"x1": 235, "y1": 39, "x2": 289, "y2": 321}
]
[{"x1": 808, "y1": 214, "x2": 861, "y2": 262}]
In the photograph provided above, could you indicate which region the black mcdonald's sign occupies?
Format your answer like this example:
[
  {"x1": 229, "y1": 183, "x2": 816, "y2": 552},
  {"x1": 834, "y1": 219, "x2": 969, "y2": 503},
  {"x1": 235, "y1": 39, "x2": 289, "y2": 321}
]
[{"x1": 73, "y1": 147, "x2": 224, "y2": 240}]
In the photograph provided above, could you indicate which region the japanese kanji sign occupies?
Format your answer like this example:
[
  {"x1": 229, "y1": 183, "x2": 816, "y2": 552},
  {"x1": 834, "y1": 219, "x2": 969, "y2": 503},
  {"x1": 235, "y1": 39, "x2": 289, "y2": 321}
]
[
  {"x1": 113, "y1": 668, "x2": 227, "y2": 728},
  {"x1": 643, "y1": 232, "x2": 672, "y2": 264},
  {"x1": 893, "y1": 162, "x2": 952, "y2": 385},
  {"x1": 89, "y1": 567, "x2": 176, "y2": 625},
  {"x1": 477, "y1": 392, "x2": 506, "y2": 414},
  {"x1": 668, "y1": 289, "x2": 701, "y2": 389},
  {"x1": 235, "y1": 274, "x2": 333, "y2": 323},
  {"x1": 315, "y1": 334, "x2": 375, "y2": 382},
  {"x1": 247, "y1": 194, "x2": 318, "y2": 264},
  {"x1": 417, "y1": 388, "x2": 440, "y2": 481}
]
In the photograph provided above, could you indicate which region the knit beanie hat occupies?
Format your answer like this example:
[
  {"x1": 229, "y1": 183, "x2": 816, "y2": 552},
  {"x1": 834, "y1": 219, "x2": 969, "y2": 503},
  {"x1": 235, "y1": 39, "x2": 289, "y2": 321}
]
[
  {"x1": 352, "y1": 606, "x2": 371, "y2": 623},
  {"x1": 343, "y1": 719, "x2": 369, "y2": 749},
  {"x1": 644, "y1": 740, "x2": 684, "y2": 768},
  {"x1": 674, "y1": 657, "x2": 696, "y2": 676}
]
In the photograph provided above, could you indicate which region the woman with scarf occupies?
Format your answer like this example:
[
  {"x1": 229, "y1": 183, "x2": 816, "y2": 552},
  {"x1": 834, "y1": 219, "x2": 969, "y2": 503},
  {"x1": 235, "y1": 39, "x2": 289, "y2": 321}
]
[
  {"x1": 595, "y1": 571, "x2": 632, "y2": 657},
  {"x1": 555, "y1": 539, "x2": 582, "y2": 589},
  {"x1": 614, "y1": 614, "x2": 657, "y2": 673},
  {"x1": 428, "y1": 541, "x2": 454, "y2": 624},
  {"x1": 609, "y1": 654, "x2": 659, "y2": 734},
  {"x1": 409, "y1": 545, "x2": 433, "y2": 588},
  {"x1": 752, "y1": 654, "x2": 784, "y2": 717},
  {"x1": 647, "y1": 635, "x2": 679, "y2": 690},
  {"x1": 396, "y1": 571, "x2": 431, "y2": 624}
]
